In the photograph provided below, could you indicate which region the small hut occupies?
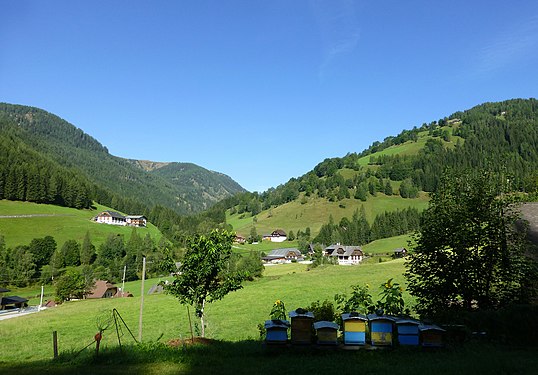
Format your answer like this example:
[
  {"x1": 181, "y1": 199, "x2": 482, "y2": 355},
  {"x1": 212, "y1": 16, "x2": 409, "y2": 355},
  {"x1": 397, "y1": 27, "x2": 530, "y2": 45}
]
[
  {"x1": 419, "y1": 324, "x2": 445, "y2": 347},
  {"x1": 341, "y1": 312, "x2": 368, "y2": 345},
  {"x1": 313, "y1": 321, "x2": 339, "y2": 346},
  {"x1": 289, "y1": 309, "x2": 314, "y2": 345},
  {"x1": 264, "y1": 319, "x2": 290, "y2": 344},
  {"x1": 395, "y1": 318, "x2": 421, "y2": 346},
  {"x1": 368, "y1": 314, "x2": 395, "y2": 346}
]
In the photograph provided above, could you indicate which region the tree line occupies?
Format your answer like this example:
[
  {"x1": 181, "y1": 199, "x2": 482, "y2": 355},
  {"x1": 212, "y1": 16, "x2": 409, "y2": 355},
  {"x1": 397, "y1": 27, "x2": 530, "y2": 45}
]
[{"x1": 313, "y1": 207, "x2": 421, "y2": 247}]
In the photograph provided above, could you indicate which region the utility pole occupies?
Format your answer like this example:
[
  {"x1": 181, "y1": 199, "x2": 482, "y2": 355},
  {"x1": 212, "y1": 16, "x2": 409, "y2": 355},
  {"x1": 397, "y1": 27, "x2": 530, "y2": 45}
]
[
  {"x1": 138, "y1": 257, "x2": 146, "y2": 342},
  {"x1": 39, "y1": 285, "x2": 44, "y2": 311},
  {"x1": 121, "y1": 265, "x2": 126, "y2": 297}
]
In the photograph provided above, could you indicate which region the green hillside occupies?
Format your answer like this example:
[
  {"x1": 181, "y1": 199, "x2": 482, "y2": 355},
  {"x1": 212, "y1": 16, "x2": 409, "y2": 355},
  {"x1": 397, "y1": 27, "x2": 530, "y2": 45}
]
[
  {"x1": 0, "y1": 200, "x2": 162, "y2": 249},
  {"x1": 221, "y1": 99, "x2": 538, "y2": 246},
  {"x1": 228, "y1": 192, "x2": 429, "y2": 238},
  {"x1": 0, "y1": 103, "x2": 246, "y2": 215}
]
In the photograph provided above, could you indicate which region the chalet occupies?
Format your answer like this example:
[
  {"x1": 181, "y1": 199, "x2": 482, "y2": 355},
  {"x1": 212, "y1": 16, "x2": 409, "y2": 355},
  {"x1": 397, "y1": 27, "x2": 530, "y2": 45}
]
[
  {"x1": 394, "y1": 247, "x2": 408, "y2": 258},
  {"x1": 95, "y1": 211, "x2": 127, "y2": 226},
  {"x1": 262, "y1": 229, "x2": 287, "y2": 243},
  {"x1": 95, "y1": 211, "x2": 147, "y2": 227},
  {"x1": 125, "y1": 215, "x2": 147, "y2": 227},
  {"x1": 262, "y1": 248, "x2": 303, "y2": 263},
  {"x1": 87, "y1": 280, "x2": 118, "y2": 299},
  {"x1": 326, "y1": 244, "x2": 364, "y2": 265},
  {"x1": 234, "y1": 235, "x2": 246, "y2": 244}
]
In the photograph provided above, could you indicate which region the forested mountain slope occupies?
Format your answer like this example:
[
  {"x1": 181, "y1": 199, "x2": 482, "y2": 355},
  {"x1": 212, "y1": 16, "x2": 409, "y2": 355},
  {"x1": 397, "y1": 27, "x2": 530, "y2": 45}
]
[
  {"x1": 0, "y1": 103, "x2": 246, "y2": 214},
  {"x1": 217, "y1": 98, "x2": 538, "y2": 245}
]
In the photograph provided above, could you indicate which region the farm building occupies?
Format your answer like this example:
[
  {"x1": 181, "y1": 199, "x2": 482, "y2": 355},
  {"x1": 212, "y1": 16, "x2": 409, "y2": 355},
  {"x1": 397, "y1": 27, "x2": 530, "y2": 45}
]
[
  {"x1": 0, "y1": 295, "x2": 28, "y2": 310},
  {"x1": 394, "y1": 247, "x2": 408, "y2": 258},
  {"x1": 325, "y1": 244, "x2": 364, "y2": 265},
  {"x1": 262, "y1": 229, "x2": 287, "y2": 242},
  {"x1": 87, "y1": 280, "x2": 118, "y2": 299},
  {"x1": 262, "y1": 248, "x2": 303, "y2": 263},
  {"x1": 95, "y1": 211, "x2": 147, "y2": 227}
]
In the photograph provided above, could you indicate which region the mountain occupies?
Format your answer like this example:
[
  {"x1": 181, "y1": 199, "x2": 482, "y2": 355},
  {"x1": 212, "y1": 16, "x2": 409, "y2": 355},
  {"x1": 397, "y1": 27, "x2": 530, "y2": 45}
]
[
  {"x1": 222, "y1": 98, "x2": 538, "y2": 240},
  {"x1": 0, "y1": 103, "x2": 246, "y2": 214}
]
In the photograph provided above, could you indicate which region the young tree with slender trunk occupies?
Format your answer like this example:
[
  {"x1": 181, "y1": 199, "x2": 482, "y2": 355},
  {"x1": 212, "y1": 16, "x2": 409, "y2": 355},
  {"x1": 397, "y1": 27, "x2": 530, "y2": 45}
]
[{"x1": 163, "y1": 229, "x2": 245, "y2": 337}]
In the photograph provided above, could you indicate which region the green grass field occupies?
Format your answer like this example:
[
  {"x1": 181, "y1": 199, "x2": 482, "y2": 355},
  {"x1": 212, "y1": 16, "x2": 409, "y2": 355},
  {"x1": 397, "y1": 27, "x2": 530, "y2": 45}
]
[
  {"x1": 229, "y1": 193, "x2": 429, "y2": 238},
  {"x1": 2, "y1": 259, "x2": 537, "y2": 374},
  {"x1": 362, "y1": 234, "x2": 414, "y2": 255},
  {"x1": 0, "y1": 259, "x2": 409, "y2": 363},
  {"x1": 0, "y1": 200, "x2": 162, "y2": 248}
]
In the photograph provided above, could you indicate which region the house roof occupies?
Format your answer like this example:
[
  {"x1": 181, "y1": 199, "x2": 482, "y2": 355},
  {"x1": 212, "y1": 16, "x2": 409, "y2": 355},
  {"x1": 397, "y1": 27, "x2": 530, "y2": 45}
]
[
  {"x1": 328, "y1": 245, "x2": 363, "y2": 257},
  {"x1": 266, "y1": 248, "x2": 301, "y2": 258},
  {"x1": 100, "y1": 211, "x2": 125, "y2": 219},
  {"x1": 126, "y1": 215, "x2": 146, "y2": 220},
  {"x1": 271, "y1": 229, "x2": 287, "y2": 236},
  {"x1": 87, "y1": 280, "x2": 118, "y2": 298},
  {"x1": 394, "y1": 247, "x2": 407, "y2": 253},
  {"x1": 0, "y1": 287, "x2": 11, "y2": 293},
  {"x1": 0, "y1": 295, "x2": 29, "y2": 305}
]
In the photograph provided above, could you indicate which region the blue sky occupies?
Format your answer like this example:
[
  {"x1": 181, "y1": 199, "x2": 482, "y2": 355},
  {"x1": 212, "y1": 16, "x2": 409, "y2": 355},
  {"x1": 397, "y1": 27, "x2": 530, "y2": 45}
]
[{"x1": 2, "y1": 1, "x2": 538, "y2": 192}]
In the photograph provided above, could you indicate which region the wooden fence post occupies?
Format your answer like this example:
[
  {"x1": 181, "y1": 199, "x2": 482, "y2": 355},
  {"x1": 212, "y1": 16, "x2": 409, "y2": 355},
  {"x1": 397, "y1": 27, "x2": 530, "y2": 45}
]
[{"x1": 52, "y1": 331, "x2": 58, "y2": 358}]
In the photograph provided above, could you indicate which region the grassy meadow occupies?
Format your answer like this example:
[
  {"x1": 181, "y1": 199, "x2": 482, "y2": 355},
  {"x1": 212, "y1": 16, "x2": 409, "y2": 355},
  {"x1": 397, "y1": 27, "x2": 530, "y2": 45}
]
[
  {"x1": 2, "y1": 258, "x2": 537, "y2": 374},
  {"x1": 0, "y1": 200, "x2": 162, "y2": 248},
  {"x1": 1, "y1": 259, "x2": 409, "y2": 363},
  {"x1": 228, "y1": 193, "x2": 429, "y2": 238}
]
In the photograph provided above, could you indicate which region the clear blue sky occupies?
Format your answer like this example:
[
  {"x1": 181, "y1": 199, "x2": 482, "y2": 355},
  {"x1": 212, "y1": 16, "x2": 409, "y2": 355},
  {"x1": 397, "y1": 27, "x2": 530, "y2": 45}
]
[{"x1": 2, "y1": 1, "x2": 538, "y2": 192}]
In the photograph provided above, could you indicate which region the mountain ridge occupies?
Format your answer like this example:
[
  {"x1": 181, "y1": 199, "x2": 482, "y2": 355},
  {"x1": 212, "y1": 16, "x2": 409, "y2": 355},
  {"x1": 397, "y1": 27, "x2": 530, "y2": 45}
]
[{"x1": 0, "y1": 102, "x2": 246, "y2": 215}]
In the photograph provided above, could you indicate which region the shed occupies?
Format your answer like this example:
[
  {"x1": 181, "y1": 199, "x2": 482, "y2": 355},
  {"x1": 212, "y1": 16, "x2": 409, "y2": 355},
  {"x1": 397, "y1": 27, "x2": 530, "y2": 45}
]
[
  {"x1": 289, "y1": 309, "x2": 314, "y2": 345},
  {"x1": 0, "y1": 295, "x2": 29, "y2": 310},
  {"x1": 341, "y1": 312, "x2": 368, "y2": 345},
  {"x1": 419, "y1": 324, "x2": 446, "y2": 347},
  {"x1": 264, "y1": 319, "x2": 290, "y2": 344},
  {"x1": 313, "y1": 321, "x2": 339, "y2": 346},
  {"x1": 368, "y1": 314, "x2": 395, "y2": 346},
  {"x1": 395, "y1": 318, "x2": 421, "y2": 346},
  {"x1": 393, "y1": 247, "x2": 408, "y2": 258}
]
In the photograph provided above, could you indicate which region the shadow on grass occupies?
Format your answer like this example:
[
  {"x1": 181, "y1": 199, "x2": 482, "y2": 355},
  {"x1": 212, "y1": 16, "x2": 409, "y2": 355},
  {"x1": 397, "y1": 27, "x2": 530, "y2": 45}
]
[{"x1": 1, "y1": 340, "x2": 537, "y2": 375}]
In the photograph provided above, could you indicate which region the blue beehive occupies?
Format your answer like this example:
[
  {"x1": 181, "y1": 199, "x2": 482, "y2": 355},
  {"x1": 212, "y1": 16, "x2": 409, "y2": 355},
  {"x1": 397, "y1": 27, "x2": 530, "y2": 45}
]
[
  {"x1": 419, "y1": 324, "x2": 446, "y2": 347},
  {"x1": 341, "y1": 312, "x2": 368, "y2": 345},
  {"x1": 395, "y1": 318, "x2": 421, "y2": 346},
  {"x1": 264, "y1": 319, "x2": 290, "y2": 344},
  {"x1": 367, "y1": 314, "x2": 395, "y2": 346},
  {"x1": 313, "y1": 321, "x2": 339, "y2": 346}
]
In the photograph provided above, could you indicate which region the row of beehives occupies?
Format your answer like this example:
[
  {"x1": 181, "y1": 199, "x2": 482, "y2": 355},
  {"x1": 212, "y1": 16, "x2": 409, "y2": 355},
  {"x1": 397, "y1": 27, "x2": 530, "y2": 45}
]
[{"x1": 264, "y1": 310, "x2": 445, "y2": 347}]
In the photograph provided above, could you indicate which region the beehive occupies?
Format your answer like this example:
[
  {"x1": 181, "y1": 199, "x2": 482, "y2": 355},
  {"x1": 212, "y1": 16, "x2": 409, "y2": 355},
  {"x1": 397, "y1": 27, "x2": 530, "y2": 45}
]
[
  {"x1": 419, "y1": 324, "x2": 445, "y2": 347},
  {"x1": 368, "y1": 314, "x2": 395, "y2": 346},
  {"x1": 341, "y1": 312, "x2": 368, "y2": 345},
  {"x1": 264, "y1": 319, "x2": 289, "y2": 344},
  {"x1": 395, "y1": 318, "x2": 420, "y2": 346},
  {"x1": 313, "y1": 321, "x2": 339, "y2": 346},
  {"x1": 289, "y1": 309, "x2": 314, "y2": 345}
]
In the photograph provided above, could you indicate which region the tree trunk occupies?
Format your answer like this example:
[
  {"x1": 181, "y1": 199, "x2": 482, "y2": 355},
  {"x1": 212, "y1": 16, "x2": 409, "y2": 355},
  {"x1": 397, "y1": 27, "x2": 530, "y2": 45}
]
[{"x1": 200, "y1": 300, "x2": 205, "y2": 337}]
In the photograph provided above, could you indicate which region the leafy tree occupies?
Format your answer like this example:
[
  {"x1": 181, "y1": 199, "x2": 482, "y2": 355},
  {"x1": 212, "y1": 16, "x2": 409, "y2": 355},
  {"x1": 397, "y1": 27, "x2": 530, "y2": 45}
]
[
  {"x1": 163, "y1": 229, "x2": 245, "y2": 337},
  {"x1": 55, "y1": 268, "x2": 92, "y2": 301},
  {"x1": 406, "y1": 170, "x2": 533, "y2": 317},
  {"x1": 384, "y1": 180, "x2": 393, "y2": 195},
  {"x1": 248, "y1": 226, "x2": 260, "y2": 244},
  {"x1": 28, "y1": 236, "x2": 57, "y2": 272},
  {"x1": 80, "y1": 231, "x2": 96, "y2": 265},
  {"x1": 287, "y1": 230, "x2": 295, "y2": 241},
  {"x1": 61, "y1": 240, "x2": 81, "y2": 267},
  {"x1": 10, "y1": 245, "x2": 35, "y2": 287}
]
